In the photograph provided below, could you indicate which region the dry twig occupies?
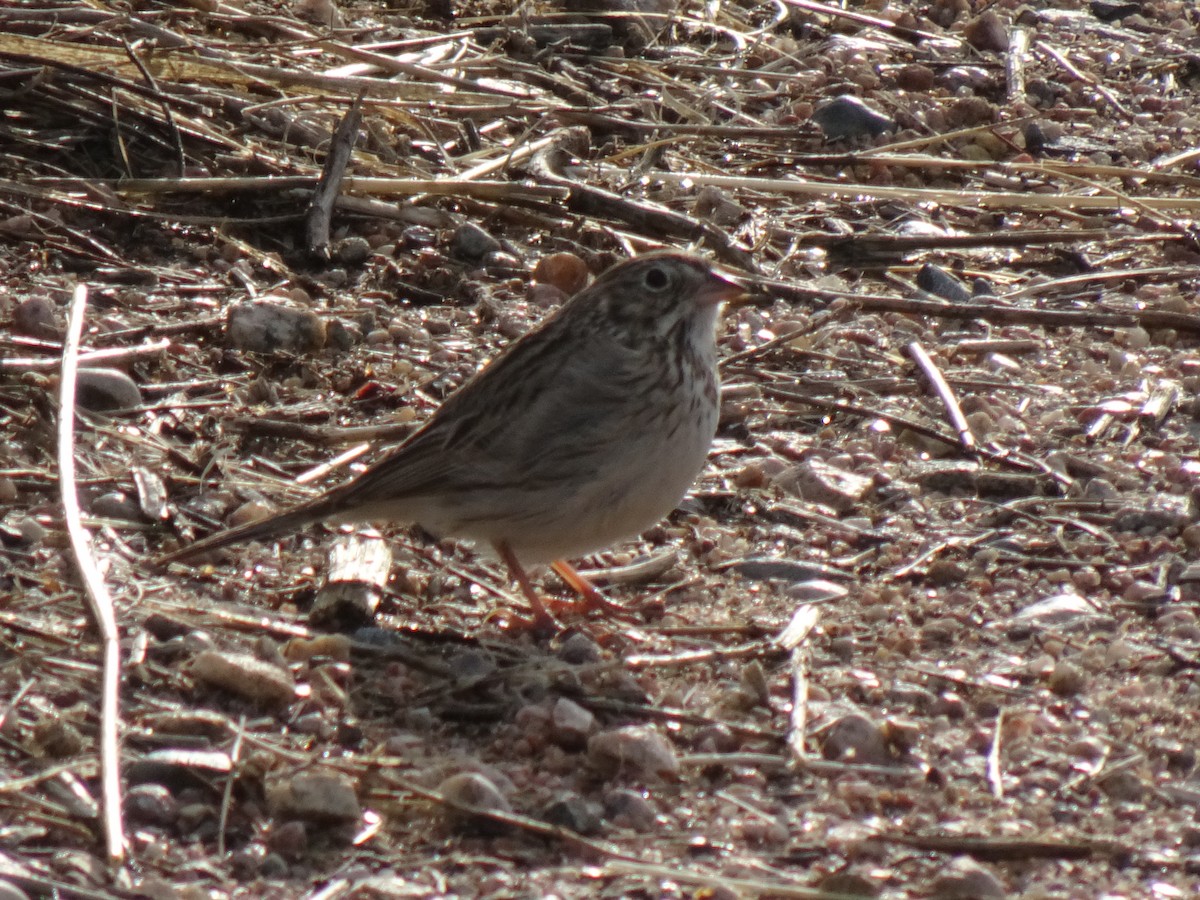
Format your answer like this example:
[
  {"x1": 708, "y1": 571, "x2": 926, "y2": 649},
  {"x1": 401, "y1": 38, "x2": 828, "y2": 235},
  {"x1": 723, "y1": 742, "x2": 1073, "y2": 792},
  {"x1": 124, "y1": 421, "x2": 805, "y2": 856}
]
[
  {"x1": 57, "y1": 284, "x2": 126, "y2": 865},
  {"x1": 907, "y1": 341, "x2": 975, "y2": 454}
]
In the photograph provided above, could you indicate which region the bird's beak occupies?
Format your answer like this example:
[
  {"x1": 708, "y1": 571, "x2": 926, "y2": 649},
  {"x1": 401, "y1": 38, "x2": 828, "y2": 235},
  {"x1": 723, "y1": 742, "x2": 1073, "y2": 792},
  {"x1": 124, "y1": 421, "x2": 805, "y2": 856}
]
[{"x1": 700, "y1": 270, "x2": 752, "y2": 308}]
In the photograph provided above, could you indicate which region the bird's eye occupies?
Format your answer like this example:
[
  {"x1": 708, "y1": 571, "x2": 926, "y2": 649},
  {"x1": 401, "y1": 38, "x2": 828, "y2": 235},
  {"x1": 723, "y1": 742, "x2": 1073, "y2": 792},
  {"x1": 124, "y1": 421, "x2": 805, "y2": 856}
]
[{"x1": 643, "y1": 265, "x2": 671, "y2": 292}]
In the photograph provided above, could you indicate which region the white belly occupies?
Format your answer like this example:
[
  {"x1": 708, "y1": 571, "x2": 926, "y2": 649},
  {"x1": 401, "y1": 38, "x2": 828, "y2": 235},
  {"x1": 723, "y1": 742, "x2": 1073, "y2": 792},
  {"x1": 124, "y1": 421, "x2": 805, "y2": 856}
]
[{"x1": 415, "y1": 406, "x2": 716, "y2": 564}]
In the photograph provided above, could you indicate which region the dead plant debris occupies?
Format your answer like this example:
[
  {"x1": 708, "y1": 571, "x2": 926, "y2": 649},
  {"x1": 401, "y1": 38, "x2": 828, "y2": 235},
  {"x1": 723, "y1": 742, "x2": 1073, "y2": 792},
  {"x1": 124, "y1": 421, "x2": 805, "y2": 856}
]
[{"x1": 3, "y1": 0, "x2": 1200, "y2": 897}]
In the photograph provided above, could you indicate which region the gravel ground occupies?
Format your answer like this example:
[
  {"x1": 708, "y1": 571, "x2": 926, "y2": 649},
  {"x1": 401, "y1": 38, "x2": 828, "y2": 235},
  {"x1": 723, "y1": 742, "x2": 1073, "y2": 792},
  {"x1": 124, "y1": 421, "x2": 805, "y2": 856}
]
[{"x1": 3, "y1": 1, "x2": 1200, "y2": 897}]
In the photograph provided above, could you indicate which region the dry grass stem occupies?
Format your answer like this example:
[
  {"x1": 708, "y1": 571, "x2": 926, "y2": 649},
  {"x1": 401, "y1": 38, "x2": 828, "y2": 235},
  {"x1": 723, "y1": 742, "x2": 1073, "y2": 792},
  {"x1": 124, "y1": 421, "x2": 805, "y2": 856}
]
[{"x1": 56, "y1": 285, "x2": 126, "y2": 864}]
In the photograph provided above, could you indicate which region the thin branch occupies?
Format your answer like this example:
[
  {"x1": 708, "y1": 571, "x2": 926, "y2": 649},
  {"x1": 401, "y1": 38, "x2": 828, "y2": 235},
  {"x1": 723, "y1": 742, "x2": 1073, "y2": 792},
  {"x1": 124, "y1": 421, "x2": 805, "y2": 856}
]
[
  {"x1": 1007, "y1": 27, "x2": 1029, "y2": 103},
  {"x1": 528, "y1": 138, "x2": 756, "y2": 269},
  {"x1": 58, "y1": 283, "x2": 125, "y2": 865},
  {"x1": 776, "y1": 605, "x2": 819, "y2": 761},
  {"x1": 216, "y1": 715, "x2": 247, "y2": 857},
  {"x1": 1034, "y1": 40, "x2": 1135, "y2": 119},
  {"x1": 644, "y1": 168, "x2": 1200, "y2": 214},
  {"x1": 986, "y1": 709, "x2": 1005, "y2": 800},
  {"x1": 0, "y1": 338, "x2": 171, "y2": 372},
  {"x1": 778, "y1": 0, "x2": 951, "y2": 44},
  {"x1": 306, "y1": 92, "x2": 363, "y2": 258},
  {"x1": 761, "y1": 277, "x2": 1200, "y2": 336},
  {"x1": 121, "y1": 38, "x2": 185, "y2": 177},
  {"x1": 908, "y1": 342, "x2": 976, "y2": 454},
  {"x1": 381, "y1": 772, "x2": 637, "y2": 861},
  {"x1": 602, "y1": 859, "x2": 844, "y2": 899}
]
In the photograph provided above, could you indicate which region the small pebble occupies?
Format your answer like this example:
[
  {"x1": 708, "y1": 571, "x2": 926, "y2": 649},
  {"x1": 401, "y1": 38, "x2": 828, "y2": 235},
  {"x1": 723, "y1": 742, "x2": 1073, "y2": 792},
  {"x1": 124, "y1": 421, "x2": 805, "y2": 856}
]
[
  {"x1": 124, "y1": 784, "x2": 179, "y2": 827},
  {"x1": 533, "y1": 252, "x2": 590, "y2": 294},
  {"x1": 15, "y1": 516, "x2": 47, "y2": 544},
  {"x1": 603, "y1": 788, "x2": 656, "y2": 831},
  {"x1": 938, "y1": 66, "x2": 995, "y2": 93},
  {"x1": 266, "y1": 772, "x2": 360, "y2": 822},
  {"x1": 588, "y1": 725, "x2": 679, "y2": 780},
  {"x1": 91, "y1": 491, "x2": 146, "y2": 522},
  {"x1": 0, "y1": 214, "x2": 37, "y2": 238},
  {"x1": 694, "y1": 723, "x2": 738, "y2": 753},
  {"x1": 811, "y1": 96, "x2": 895, "y2": 140},
  {"x1": 76, "y1": 367, "x2": 142, "y2": 413},
  {"x1": 295, "y1": 0, "x2": 343, "y2": 27},
  {"x1": 228, "y1": 844, "x2": 268, "y2": 880},
  {"x1": 542, "y1": 794, "x2": 602, "y2": 835},
  {"x1": 227, "y1": 301, "x2": 326, "y2": 354},
  {"x1": 313, "y1": 267, "x2": 348, "y2": 289},
  {"x1": 325, "y1": 319, "x2": 359, "y2": 351},
  {"x1": 1047, "y1": 660, "x2": 1086, "y2": 696},
  {"x1": 1091, "y1": 1, "x2": 1141, "y2": 22},
  {"x1": 1081, "y1": 478, "x2": 1119, "y2": 500},
  {"x1": 926, "y1": 560, "x2": 966, "y2": 586},
  {"x1": 366, "y1": 328, "x2": 393, "y2": 346},
  {"x1": 1114, "y1": 493, "x2": 1194, "y2": 530},
  {"x1": 451, "y1": 223, "x2": 502, "y2": 260},
  {"x1": 437, "y1": 772, "x2": 513, "y2": 826},
  {"x1": 1014, "y1": 593, "x2": 1102, "y2": 627},
  {"x1": 259, "y1": 851, "x2": 290, "y2": 878},
  {"x1": 527, "y1": 282, "x2": 569, "y2": 309},
  {"x1": 964, "y1": 10, "x2": 1009, "y2": 52},
  {"x1": 773, "y1": 459, "x2": 873, "y2": 512},
  {"x1": 292, "y1": 712, "x2": 332, "y2": 737},
  {"x1": 400, "y1": 226, "x2": 437, "y2": 249},
  {"x1": 557, "y1": 632, "x2": 602, "y2": 664},
  {"x1": 1100, "y1": 769, "x2": 1146, "y2": 802},
  {"x1": 450, "y1": 648, "x2": 497, "y2": 680},
  {"x1": 820, "y1": 714, "x2": 894, "y2": 766},
  {"x1": 929, "y1": 857, "x2": 1006, "y2": 899},
  {"x1": 1120, "y1": 325, "x2": 1150, "y2": 350},
  {"x1": 176, "y1": 802, "x2": 215, "y2": 837},
  {"x1": 267, "y1": 821, "x2": 308, "y2": 860},
  {"x1": 916, "y1": 263, "x2": 972, "y2": 303},
  {"x1": 1067, "y1": 736, "x2": 1107, "y2": 765},
  {"x1": 333, "y1": 236, "x2": 371, "y2": 266},
  {"x1": 692, "y1": 186, "x2": 746, "y2": 226},
  {"x1": 895, "y1": 64, "x2": 935, "y2": 91},
  {"x1": 947, "y1": 96, "x2": 996, "y2": 128},
  {"x1": 817, "y1": 871, "x2": 880, "y2": 898},
  {"x1": 32, "y1": 717, "x2": 85, "y2": 758},
  {"x1": 188, "y1": 650, "x2": 296, "y2": 707},
  {"x1": 550, "y1": 697, "x2": 597, "y2": 750},
  {"x1": 14, "y1": 296, "x2": 59, "y2": 338},
  {"x1": 484, "y1": 250, "x2": 524, "y2": 274}
]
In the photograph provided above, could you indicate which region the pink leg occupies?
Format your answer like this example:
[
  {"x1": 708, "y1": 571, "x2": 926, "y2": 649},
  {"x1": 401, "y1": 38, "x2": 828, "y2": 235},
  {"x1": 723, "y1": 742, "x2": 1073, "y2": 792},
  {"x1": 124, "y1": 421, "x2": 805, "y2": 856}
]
[
  {"x1": 495, "y1": 542, "x2": 559, "y2": 632},
  {"x1": 551, "y1": 560, "x2": 636, "y2": 620}
]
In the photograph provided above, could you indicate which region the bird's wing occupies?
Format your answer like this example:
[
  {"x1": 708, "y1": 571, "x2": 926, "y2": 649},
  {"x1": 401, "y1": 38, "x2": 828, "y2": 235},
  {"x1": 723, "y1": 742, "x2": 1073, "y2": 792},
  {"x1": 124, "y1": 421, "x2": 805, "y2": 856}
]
[{"x1": 329, "y1": 322, "x2": 640, "y2": 505}]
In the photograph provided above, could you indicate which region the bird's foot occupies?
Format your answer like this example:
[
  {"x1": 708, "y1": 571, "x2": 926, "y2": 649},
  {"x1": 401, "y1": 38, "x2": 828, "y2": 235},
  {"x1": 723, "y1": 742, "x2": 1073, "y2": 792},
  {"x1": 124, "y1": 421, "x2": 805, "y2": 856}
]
[
  {"x1": 488, "y1": 603, "x2": 561, "y2": 636},
  {"x1": 550, "y1": 560, "x2": 640, "y2": 622}
]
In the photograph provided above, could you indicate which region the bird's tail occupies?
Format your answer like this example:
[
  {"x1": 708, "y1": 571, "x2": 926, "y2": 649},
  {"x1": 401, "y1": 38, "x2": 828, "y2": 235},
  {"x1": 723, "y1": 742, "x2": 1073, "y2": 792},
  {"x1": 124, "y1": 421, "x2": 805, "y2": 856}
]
[{"x1": 153, "y1": 495, "x2": 338, "y2": 566}]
